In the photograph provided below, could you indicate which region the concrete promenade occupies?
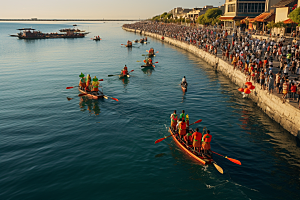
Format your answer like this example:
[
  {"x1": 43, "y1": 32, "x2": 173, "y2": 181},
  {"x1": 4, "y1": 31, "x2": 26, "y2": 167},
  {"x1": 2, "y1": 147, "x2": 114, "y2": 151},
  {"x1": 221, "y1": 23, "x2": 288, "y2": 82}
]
[{"x1": 123, "y1": 27, "x2": 300, "y2": 138}]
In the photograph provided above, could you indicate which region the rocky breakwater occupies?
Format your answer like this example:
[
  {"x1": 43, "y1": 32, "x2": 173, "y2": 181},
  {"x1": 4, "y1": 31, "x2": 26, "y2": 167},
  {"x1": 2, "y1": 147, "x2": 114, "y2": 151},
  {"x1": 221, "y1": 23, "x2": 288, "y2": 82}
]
[{"x1": 122, "y1": 27, "x2": 300, "y2": 138}]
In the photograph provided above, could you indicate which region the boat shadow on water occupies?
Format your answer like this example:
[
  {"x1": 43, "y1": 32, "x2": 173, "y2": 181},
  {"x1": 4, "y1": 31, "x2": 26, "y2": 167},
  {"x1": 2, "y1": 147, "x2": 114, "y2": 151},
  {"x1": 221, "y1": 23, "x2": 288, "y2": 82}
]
[
  {"x1": 141, "y1": 68, "x2": 154, "y2": 76},
  {"x1": 79, "y1": 96, "x2": 102, "y2": 116}
]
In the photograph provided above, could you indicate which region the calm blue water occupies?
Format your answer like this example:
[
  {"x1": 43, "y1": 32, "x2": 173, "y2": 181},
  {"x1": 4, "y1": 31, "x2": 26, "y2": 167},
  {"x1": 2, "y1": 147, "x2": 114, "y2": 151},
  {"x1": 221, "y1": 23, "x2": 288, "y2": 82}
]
[{"x1": 1, "y1": 21, "x2": 300, "y2": 200}]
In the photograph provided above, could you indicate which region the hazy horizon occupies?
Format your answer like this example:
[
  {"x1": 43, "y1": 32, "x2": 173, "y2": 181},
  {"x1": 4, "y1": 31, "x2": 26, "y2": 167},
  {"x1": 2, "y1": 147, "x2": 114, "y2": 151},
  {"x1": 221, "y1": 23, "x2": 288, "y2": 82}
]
[{"x1": 1, "y1": 0, "x2": 223, "y2": 19}]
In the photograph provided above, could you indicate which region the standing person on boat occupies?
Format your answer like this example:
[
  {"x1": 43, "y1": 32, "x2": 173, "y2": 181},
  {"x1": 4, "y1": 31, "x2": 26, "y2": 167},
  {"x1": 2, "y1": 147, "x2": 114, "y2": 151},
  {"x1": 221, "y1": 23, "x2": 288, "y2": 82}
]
[
  {"x1": 91, "y1": 76, "x2": 100, "y2": 95},
  {"x1": 79, "y1": 73, "x2": 86, "y2": 90},
  {"x1": 192, "y1": 128, "x2": 202, "y2": 153},
  {"x1": 170, "y1": 110, "x2": 178, "y2": 130},
  {"x1": 178, "y1": 119, "x2": 187, "y2": 141},
  {"x1": 202, "y1": 129, "x2": 212, "y2": 156},
  {"x1": 85, "y1": 74, "x2": 91, "y2": 92},
  {"x1": 179, "y1": 110, "x2": 186, "y2": 121}
]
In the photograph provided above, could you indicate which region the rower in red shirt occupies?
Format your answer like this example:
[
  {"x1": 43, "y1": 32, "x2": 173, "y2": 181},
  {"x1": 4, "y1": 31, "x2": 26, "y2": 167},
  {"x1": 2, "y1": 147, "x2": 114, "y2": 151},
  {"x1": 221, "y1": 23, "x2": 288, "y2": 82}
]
[
  {"x1": 192, "y1": 128, "x2": 202, "y2": 153},
  {"x1": 202, "y1": 129, "x2": 212, "y2": 156}
]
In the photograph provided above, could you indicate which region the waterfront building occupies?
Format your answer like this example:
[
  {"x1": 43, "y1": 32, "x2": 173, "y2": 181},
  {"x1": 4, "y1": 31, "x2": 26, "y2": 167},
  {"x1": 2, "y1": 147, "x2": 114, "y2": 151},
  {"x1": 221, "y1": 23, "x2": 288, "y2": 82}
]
[
  {"x1": 187, "y1": 6, "x2": 217, "y2": 23},
  {"x1": 219, "y1": 0, "x2": 281, "y2": 28},
  {"x1": 170, "y1": 7, "x2": 192, "y2": 19},
  {"x1": 272, "y1": 0, "x2": 298, "y2": 22}
]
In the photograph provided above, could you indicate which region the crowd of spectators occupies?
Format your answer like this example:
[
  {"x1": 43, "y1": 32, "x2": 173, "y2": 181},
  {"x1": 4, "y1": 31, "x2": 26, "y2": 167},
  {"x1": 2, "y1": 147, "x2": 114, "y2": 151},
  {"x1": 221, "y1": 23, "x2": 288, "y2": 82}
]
[{"x1": 123, "y1": 22, "x2": 300, "y2": 108}]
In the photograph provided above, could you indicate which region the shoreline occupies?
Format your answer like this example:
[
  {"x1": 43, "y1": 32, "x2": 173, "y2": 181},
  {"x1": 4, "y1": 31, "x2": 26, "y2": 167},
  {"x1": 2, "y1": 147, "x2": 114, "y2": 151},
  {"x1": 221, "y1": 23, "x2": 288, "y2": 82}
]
[{"x1": 122, "y1": 27, "x2": 300, "y2": 139}]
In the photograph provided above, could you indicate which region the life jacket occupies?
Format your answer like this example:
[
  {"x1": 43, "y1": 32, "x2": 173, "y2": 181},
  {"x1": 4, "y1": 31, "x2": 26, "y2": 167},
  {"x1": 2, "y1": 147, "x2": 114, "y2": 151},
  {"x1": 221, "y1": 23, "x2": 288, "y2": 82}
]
[
  {"x1": 122, "y1": 70, "x2": 127, "y2": 75},
  {"x1": 180, "y1": 113, "x2": 185, "y2": 120},
  {"x1": 79, "y1": 78, "x2": 86, "y2": 88},
  {"x1": 179, "y1": 122, "x2": 186, "y2": 134},
  {"x1": 202, "y1": 133, "x2": 212, "y2": 143},
  {"x1": 171, "y1": 114, "x2": 178, "y2": 122},
  {"x1": 193, "y1": 131, "x2": 202, "y2": 141},
  {"x1": 92, "y1": 81, "x2": 99, "y2": 91}
]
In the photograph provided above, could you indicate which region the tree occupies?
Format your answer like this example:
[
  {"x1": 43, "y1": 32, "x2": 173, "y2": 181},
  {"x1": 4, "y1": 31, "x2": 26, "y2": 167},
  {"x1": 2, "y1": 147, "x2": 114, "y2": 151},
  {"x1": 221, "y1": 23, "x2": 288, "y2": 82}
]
[
  {"x1": 196, "y1": 8, "x2": 222, "y2": 25},
  {"x1": 288, "y1": 7, "x2": 300, "y2": 24}
]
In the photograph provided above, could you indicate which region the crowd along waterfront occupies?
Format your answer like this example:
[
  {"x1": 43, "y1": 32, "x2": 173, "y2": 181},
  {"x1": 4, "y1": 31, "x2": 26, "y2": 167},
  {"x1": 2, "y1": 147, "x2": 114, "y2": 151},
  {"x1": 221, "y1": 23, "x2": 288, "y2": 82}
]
[
  {"x1": 1, "y1": 21, "x2": 300, "y2": 199},
  {"x1": 122, "y1": 22, "x2": 300, "y2": 138}
]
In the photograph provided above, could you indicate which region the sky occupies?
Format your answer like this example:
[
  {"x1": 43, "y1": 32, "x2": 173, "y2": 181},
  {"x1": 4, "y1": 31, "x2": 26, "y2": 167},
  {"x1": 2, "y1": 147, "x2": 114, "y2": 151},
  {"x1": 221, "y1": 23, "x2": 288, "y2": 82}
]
[{"x1": 0, "y1": 0, "x2": 224, "y2": 19}]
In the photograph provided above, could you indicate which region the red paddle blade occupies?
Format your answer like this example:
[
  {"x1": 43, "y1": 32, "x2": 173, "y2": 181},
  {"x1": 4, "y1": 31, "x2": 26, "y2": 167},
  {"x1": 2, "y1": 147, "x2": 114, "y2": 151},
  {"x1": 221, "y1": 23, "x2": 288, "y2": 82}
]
[
  {"x1": 194, "y1": 119, "x2": 202, "y2": 124},
  {"x1": 155, "y1": 62, "x2": 158, "y2": 63},
  {"x1": 227, "y1": 157, "x2": 242, "y2": 165},
  {"x1": 99, "y1": 79, "x2": 103, "y2": 81},
  {"x1": 121, "y1": 44, "x2": 125, "y2": 45},
  {"x1": 111, "y1": 97, "x2": 119, "y2": 102},
  {"x1": 155, "y1": 137, "x2": 165, "y2": 144},
  {"x1": 156, "y1": 51, "x2": 159, "y2": 53},
  {"x1": 130, "y1": 70, "x2": 134, "y2": 72},
  {"x1": 78, "y1": 93, "x2": 87, "y2": 97},
  {"x1": 66, "y1": 87, "x2": 74, "y2": 89}
]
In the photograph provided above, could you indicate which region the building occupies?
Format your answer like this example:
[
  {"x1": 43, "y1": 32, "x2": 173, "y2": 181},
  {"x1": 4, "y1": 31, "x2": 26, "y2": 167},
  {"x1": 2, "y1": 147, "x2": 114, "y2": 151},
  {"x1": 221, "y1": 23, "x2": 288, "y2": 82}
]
[
  {"x1": 170, "y1": 7, "x2": 192, "y2": 19},
  {"x1": 219, "y1": 0, "x2": 281, "y2": 28},
  {"x1": 187, "y1": 6, "x2": 217, "y2": 22},
  {"x1": 272, "y1": 0, "x2": 298, "y2": 22}
]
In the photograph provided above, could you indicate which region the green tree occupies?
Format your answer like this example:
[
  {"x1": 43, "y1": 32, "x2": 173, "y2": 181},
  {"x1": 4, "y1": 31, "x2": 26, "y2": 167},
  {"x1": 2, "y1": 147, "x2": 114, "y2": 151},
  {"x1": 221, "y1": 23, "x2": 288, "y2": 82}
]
[
  {"x1": 266, "y1": 21, "x2": 275, "y2": 29},
  {"x1": 167, "y1": 13, "x2": 173, "y2": 19},
  {"x1": 288, "y1": 7, "x2": 300, "y2": 24},
  {"x1": 196, "y1": 8, "x2": 222, "y2": 25}
]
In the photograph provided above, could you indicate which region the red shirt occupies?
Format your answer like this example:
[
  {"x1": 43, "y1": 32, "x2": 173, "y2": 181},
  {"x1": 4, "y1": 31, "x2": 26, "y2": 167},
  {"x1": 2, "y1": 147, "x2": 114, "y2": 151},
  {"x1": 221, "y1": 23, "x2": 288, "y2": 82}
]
[
  {"x1": 192, "y1": 131, "x2": 202, "y2": 141},
  {"x1": 291, "y1": 85, "x2": 297, "y2": 93}
]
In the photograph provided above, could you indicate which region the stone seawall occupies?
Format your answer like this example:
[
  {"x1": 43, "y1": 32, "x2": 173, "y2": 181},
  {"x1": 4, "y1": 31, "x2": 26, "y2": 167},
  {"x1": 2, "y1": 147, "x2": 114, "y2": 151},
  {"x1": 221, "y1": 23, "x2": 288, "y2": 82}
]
[{"x1": 123, "y1": 27, "x2": 300, "y2": 138}]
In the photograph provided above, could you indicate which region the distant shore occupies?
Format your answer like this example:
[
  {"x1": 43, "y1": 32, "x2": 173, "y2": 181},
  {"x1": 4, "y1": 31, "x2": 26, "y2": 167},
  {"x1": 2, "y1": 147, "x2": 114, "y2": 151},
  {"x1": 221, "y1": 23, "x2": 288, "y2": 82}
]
[{"x1": 0, "y1": 19, "x2": 141, "y2": 21}]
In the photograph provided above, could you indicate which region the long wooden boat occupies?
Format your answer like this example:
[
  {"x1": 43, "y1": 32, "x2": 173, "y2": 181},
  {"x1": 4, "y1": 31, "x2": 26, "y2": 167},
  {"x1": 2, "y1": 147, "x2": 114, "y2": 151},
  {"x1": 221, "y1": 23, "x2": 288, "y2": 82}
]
[
  {"x1": 141, "y1": 64, "x2": 153, "y2": 69},
  {"x1": 118, "y1": 74, "x2": 130, "y2": 79},
  {"x1": 78, "y1": 87, "x2": 104, "y2": 100},
  {"x1": 169, "y1": 127, "x2": 213, "y2": 165},
  {"x1": 148, "y1": 53, "x2": 155, "y2": 57},
  {"x1": 181, "y1": 83, "x2": 187, "y2": 92}
]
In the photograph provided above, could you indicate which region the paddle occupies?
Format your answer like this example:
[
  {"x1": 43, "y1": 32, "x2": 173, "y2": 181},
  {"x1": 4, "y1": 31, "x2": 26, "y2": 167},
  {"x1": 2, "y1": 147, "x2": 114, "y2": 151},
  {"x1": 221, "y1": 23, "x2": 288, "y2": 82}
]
[
  {"x1": 210, "y1": 151, "x2": 241, "y2": 165},
  {"x1": 212, "y1": 162, "x2": 224, "y2": 174},
  {"x1": 189, "y1": 119, "x2": 202, "y2": 126},
  {"x1": 66, "y1": 86, "x2": 79, "y2": 89},
  {"x1": 154, "y1": 119, "x2": 202, "y2": 144},
  {"x1": 66, "y1": 79, "x2": 103, "y2": 89},
  {"x1": 104, "y1": 95, "x2": 119, "y2": 101},
  {"x1": 152, "y1": 65, "x2": 156, "y2": 68}
]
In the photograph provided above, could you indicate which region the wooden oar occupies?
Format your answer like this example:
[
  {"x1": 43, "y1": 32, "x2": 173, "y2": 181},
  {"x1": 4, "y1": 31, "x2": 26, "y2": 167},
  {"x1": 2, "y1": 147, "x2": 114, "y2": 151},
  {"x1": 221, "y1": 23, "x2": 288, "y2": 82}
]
[
  {"x1": 154, "y1": 119, "x2": 202, "y2": 144},
  {"x1": 212, "y1": 162, "x2": 224, "y2": 174},
  {"x1": 211, "y1": 151, "x2": 241, "y2": 165},
  {"x1": 66, "y1": 86, "x2": 79, "y2": 89},
  {"x1": 104, "y1": 95, "x2": 119, "y2": 101},
  {"x1": 108, "y1": 70, "x2": 134, "y2": 77},
  {"x1": 154, "y1": 134, "x2": 173, "y2": 144},
  {"x1": 189, "y1": 119, "x2": 202, "y2": 126}
]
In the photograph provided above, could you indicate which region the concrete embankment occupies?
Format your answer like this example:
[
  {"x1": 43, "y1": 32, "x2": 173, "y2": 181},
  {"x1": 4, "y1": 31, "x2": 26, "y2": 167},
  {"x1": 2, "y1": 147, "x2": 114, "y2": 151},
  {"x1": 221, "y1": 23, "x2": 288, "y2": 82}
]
[{"x1": 123, "y1": 27, "x2": 300, "y2": 138}]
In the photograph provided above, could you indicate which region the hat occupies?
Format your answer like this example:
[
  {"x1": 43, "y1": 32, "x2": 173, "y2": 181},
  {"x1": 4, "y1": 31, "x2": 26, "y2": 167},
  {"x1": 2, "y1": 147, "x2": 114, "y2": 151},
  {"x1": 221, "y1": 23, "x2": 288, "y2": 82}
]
[
  {"x1": 79, "y1": 72, "x2": 84, "y2": 78},
  {"x1": 93, "y1": 76, "x2": 98, "y2": 81}
]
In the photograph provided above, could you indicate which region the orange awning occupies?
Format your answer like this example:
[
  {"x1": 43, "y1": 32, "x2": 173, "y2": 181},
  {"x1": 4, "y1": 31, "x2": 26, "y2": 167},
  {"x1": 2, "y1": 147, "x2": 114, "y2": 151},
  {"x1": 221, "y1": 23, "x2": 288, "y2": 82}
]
[{"x1": 283, "y1": 18, "x2": 298, "y2": 24}]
